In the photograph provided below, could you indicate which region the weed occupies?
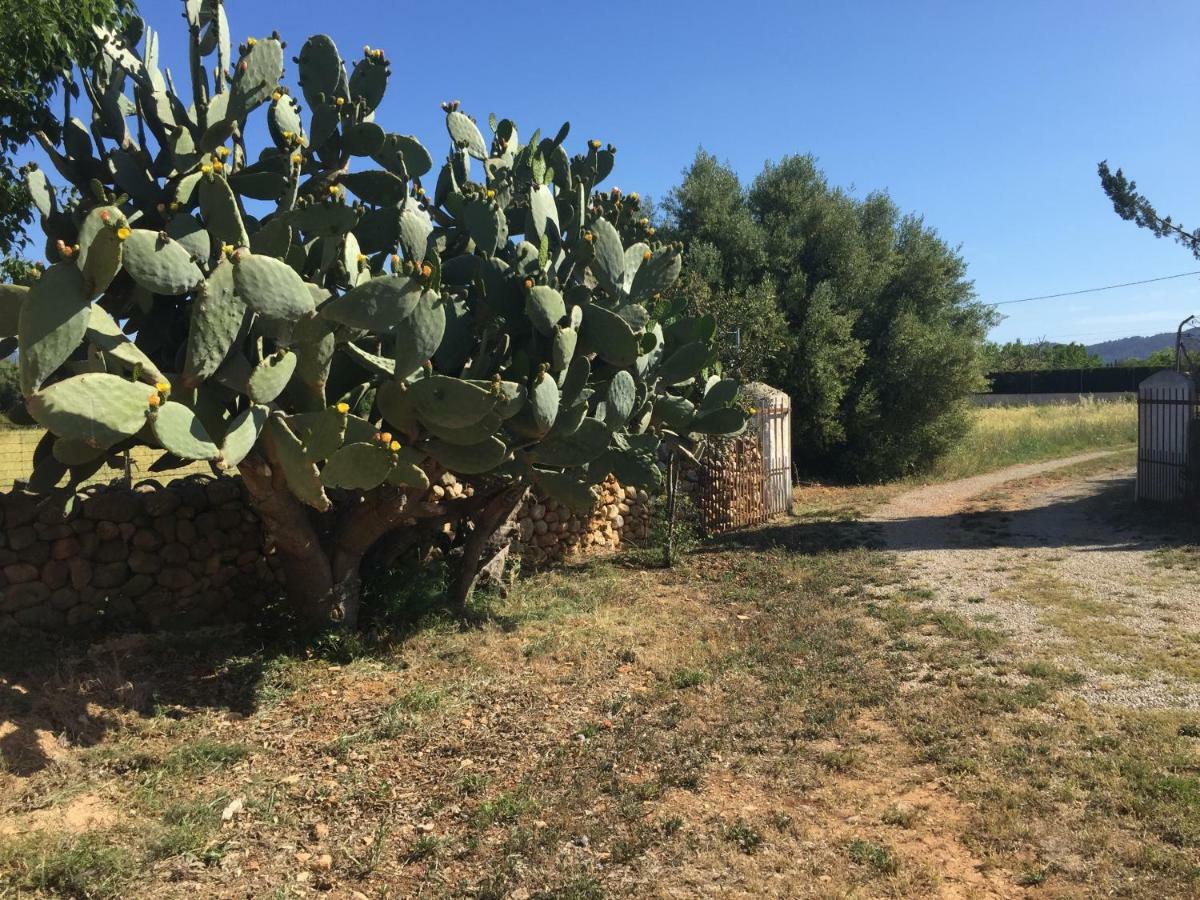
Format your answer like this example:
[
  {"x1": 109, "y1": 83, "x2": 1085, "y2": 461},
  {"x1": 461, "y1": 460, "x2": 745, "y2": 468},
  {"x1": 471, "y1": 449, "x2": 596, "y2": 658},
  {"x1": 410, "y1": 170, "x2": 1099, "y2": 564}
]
[
  {"x1": 0, "y1": 834, "x2": 132, "y2": 897},
  {"x1": 721, "y1": 820, "x2": 764, "y2": 853},
  {"x1": 847, "y1": 838, "x2": 897, "y2": 875},
  {"x1": 669, "y1": 668, "x2": 706, "y2": 689}
]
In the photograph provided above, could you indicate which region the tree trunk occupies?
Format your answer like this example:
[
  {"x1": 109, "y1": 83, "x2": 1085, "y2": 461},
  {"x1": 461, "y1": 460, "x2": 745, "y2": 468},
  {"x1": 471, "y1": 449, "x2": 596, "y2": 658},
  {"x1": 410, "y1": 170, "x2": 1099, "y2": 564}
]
[{"x1": 448, "y1": 483, "x2": 527, "y2": 611}]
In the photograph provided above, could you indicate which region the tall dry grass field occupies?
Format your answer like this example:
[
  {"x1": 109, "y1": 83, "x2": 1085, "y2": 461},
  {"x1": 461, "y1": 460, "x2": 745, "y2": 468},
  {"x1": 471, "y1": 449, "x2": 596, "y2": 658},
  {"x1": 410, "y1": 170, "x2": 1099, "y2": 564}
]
[{"x1": 932, "y1": 398, "x2": 1137, "y2": 480}]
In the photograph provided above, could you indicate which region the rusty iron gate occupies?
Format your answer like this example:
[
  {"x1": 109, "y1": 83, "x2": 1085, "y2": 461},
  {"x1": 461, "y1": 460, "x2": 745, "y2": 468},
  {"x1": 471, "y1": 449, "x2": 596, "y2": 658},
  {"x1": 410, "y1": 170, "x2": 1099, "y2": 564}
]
[{"x1": 1137, "y1": 370, "x2": 1198, "y2": 503}]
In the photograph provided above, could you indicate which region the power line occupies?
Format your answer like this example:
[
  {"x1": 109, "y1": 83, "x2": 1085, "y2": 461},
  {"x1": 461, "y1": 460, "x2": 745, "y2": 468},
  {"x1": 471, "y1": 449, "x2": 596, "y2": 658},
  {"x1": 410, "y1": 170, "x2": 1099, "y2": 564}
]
[{"x1": 986, "y1": 270, "x2": 1200, "y2": 307}]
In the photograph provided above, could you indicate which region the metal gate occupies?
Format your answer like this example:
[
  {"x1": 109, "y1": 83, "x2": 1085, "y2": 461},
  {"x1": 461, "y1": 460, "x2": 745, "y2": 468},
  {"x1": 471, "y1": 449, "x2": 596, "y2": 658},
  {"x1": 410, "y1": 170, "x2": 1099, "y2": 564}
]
[
  {"x1": 748, "y1": 389, "x2": 793, "y2": 517},
  {"x1": 1137, "y1": 370, "x2": 1198, "y2": 503}
]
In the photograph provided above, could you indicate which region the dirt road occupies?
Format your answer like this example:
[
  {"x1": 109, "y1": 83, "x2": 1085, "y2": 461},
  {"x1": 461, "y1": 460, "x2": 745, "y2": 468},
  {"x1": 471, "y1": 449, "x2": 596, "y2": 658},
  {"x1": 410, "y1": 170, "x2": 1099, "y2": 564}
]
[{"x1": 870, "y1": 450, "x2": 1200, "y2": 709}]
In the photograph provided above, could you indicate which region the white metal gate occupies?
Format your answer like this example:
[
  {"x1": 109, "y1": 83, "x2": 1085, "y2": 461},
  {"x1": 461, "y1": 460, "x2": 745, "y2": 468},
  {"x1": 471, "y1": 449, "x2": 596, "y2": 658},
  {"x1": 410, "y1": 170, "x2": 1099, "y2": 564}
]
[
  {"x1": 1136, "y1": 370, "x2": 1196, "y2": 502},
  {"x1": 746, "y1": 385, "x2": 793, "y2": 517}
]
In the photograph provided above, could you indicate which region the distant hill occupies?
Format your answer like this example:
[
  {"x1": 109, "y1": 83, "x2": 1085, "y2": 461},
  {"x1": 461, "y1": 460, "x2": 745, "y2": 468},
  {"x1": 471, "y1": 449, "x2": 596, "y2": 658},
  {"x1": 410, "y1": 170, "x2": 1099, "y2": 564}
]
[{"x1": 1086, "y1": 332, "x2": 1177, "y2": 364}]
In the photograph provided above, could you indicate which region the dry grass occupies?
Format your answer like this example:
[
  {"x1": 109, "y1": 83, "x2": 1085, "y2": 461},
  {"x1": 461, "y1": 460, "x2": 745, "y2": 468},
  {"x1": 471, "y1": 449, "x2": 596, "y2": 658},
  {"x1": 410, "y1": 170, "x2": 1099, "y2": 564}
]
[
  {"x1": 2, "y1": 513, "x2": 1199, "y2": 897},
  {"x1": 932, "y1": 398, "x2": 1136, "y2": 481}
]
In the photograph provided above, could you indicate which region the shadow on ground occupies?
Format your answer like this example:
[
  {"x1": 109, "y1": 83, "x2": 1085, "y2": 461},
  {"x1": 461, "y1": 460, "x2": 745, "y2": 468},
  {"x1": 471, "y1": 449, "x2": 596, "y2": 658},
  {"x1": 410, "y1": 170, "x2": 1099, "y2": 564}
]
[
  {"x1": 707, "y1": 473, "x2": 1200, "y2": 557},
  {"x1": 0, "y1": 627, "x2": 280, "y2": 778}
]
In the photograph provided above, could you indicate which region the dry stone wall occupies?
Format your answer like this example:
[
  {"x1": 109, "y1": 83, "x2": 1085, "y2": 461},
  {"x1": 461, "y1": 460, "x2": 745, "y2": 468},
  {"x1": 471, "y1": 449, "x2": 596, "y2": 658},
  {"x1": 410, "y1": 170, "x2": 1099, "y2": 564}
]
[
  {"x1": 513, "y1": 476, "x2": 652, "y2": 566},
  {"x1": 0, "y1": 476, "x2": 280, "y2": 633},
  {"x1": 0, "y1": 472, "x2": 654, "y2": 634}
]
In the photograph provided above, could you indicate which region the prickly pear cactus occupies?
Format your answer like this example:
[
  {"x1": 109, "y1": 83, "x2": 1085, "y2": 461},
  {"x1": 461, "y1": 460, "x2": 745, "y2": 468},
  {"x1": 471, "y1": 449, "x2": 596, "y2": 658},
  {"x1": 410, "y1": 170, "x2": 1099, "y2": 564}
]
[{"x1": 12, "y1": 2, "x2": 746, "y2": 621}]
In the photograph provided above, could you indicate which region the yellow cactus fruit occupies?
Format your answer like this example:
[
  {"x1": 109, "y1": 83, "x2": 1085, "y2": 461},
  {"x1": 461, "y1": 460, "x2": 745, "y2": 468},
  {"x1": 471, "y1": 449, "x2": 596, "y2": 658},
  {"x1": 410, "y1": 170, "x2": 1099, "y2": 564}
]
[
  {"x1": 329, "y1": 184, "x2": 341, "y2": 196},
  {"x1": 335, "y1": 96, "x2": 345, "y2": 106},
  {"x1": 221, "y1": 243, "x2": 234, "y2": 256},
  {"x1": 643, "y1": 250, "x2": 652, "y2": 262},
  {"x1": 212, "y1": 160, "x2": 224, "y2": 172},
  {"x1": 335, "y1": 402, "x2": 350, "y2": 414},
  {"x1": 380, "y1": 432, "x2": 393, "y2": 444},
  {"x1": 421, "y1": 263, "x2": 432, "y2": 278},
  {"x1": 216, "y1": 146, "x2": 230, "y2": 159},
  {"x1": 247, "y1": 37, "x2": 257, "y2": 47},
  {"x1": 282, "y1": 130, "x2": 293, "y2": 140},
  {"x1": 272, "y1": 90, "x2": 282, "y2": 102},
  {"x1": 647, "y1": 227, "x2": 656, "y2": 236},
  {"x1": 116, "y1": 226, "x2": 131, "y2": 241},
  {"x1": 486, "y1": 188, "x2": 496, "y2": 199},
  {"x1": 291, "y1": 153, "x2": 302, "y2": 165},
  {"x1": 155, "y1": 382, "x2": 170, "y2": 393},
  {"x1": 389, "y1": 441, "x2": 400, "y2": 452},
  {"x1": 357, "y1": 253, "x2": 367, "y2": 264},
  {"x1": 148, "y1": 393, "x2": 161, "y2": 408}
]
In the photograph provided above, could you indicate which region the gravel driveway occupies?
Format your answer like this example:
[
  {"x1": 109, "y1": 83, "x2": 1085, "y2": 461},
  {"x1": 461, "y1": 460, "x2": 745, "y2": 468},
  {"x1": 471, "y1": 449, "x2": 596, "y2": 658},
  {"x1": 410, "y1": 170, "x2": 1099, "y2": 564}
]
[{"x1": 870, "y1": 450, "x2": 1200, "y2": 709}]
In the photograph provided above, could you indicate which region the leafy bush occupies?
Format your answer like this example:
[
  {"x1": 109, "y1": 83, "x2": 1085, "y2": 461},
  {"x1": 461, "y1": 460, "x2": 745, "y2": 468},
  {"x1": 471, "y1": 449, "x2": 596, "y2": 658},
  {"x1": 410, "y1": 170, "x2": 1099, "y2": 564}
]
[{"x1": 663, "y1": 151, "x2": 994, "y2": 481}]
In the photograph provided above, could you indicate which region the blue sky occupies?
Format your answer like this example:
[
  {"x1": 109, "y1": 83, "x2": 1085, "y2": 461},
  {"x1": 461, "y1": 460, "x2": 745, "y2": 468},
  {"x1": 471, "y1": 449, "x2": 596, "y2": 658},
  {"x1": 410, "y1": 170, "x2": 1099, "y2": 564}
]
[{"x1": 29, "y1": 0, "x2": 1200, "y2": 344}]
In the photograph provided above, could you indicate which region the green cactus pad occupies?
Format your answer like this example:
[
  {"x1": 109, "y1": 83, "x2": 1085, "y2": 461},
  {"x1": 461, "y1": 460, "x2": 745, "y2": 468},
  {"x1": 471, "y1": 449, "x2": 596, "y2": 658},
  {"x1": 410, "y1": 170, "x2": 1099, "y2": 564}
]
[
  {"x1": 552, "y1": 324, "x2": 577, "y2": 373},
  {"x1": 387, "y1": 448, "x2": 430, "y2": 489},
  {"x1": 269, "y1": 94, "x2": 305, "y2": 147},
  {"x1": 298, "y1": 35, "x2": 343, "y2": 110},
  {"x1": 701, "y1": 378, "x2": 739, "y2": 411},
  {"x1": 248, "y1": 351, "x2": 298, "y2": 403},
  {"x1": 446, "y1": 110, "x2": 487, "y2": 160},
  {"x1": 424, "y1": 411, "x2": 503, "y2": 446},
  {"x1": 293, "y1": 315, "x2": 337, "y2": 403},
  {"x1": 582, "y1": 303, "x2": 640, "y2": 368},
  {"x1": 525, "y1": 373, "x2": 561, "y2": 437},
  {"x1": 166, "y1": 213, "x2": 213, "y2": 263},
  {"x1": 183, "y1": 259, "x2": 246, "y2": 386},
  {"x1": 689, "y1": 406, "x2": 748, "y2": 436},
  {"x1": 249, "y1": 216, "x2": 292, "y2": 258},
  {"x1": 301, "y1": 405, "x2": 348, "y2": 461},
  {"x1": 494, "y1": 381, "x2": 527, "y2": 419},
  {"x1": 408, "y1": 375, "x2": 497, "y2": 429},
  {"x1": 393, "y1": 290, "x2": 446, "y2": 378},
  {"x1": 528, "y1": 184, "x2": 559, "y2": 243},
  {"x1": 230, "y1": 37, "x2": 284, "y2": 119},
  {"x1": 320, "y1": 442, "x2": 394, "y2": 489},
  {"x1": 532, "y1": 469, "x2": 598, "y2": 514},
  {"x1": 76, "y1": 206, "x2": 126, "y2": 272},
  {"x1": 375, "y1": 380, "x2": 419, "y2": 437},
  {"x1": 588, "y1": 217, "x2": 625, "y2": 298},
  {"x1": 342, "y1": 342, "x2": 395, "y2": 377},
  {"x1": 656, "y1": 341, "x2": 711, "y2": 385},
  {"x1": 339, "y1": 170, "x2": 408, "y2": 207},
  {"x1": 532, "y1": 416, "x2": 610, "y2": 467},
  {"x1": 605, "y1": 370, "x2": 636, "y2": 428},
  {"x1": 264, "y1": 415, "x2": 330, "y2": 511},
  {"x1": 525, "y1": 286, "x2": 566, "y2": 337},
  {"x1": 0, "y1": 284, "x2": 26, "y2": 337},
  {"x1": 374, "y1": 133, "x2": 432, "y2": 179},
  {"x1": 79, "y1": 227, "x2": 123, "y2": 298},
  {"x1": 27, "y1": 373, "x2": 153, "y2": 449},
  {"x1": 560, "y1": 355, "x2": 591, "y2": 405},
  {"x1": 18, "y1": 263, "x2": 92, "y2": 395},
  {"x1": 52, "y1": 436, "x2": 106, "y2": 467},
  {"x1": 349, "y1": 54, "x2": 388, "y2": 111},
  {"x1": 652, "y1": 396, "x2": 695, "y2": 431},
  {"x1": 199, "y1": 174, "x2": 250, "y2": 248},
  {"x1": 594, "y1": 447, "x2": 662, "y2": 491},
  {"x1": 26, "y1": 167, "x2": 54, "y2": 218},
  {"x1": 398, "y1": 204, "x2": 433, "y2": 262},
  {"x1": 630, "y1": 246, "x2": 683, "y2": 302},
  {"x1": 425, "y1": 435, "x2": 507, "y2": 474},
  {"x1": 233, "y1": 251, "x2": 316, "y2": 319},
  {"x1": 462, "y1": 197, "x2": 507, "y2": 256},
  {"x1": 86, "y1": 306, "x2": 167, "y2": 385},
  {"x1": 321, "y1": 275, "x2": 421, "y2": 330},
  {"x1": 220, "y1": 404, "x2": 270, "y2": 468},
  {"x1": 121, "y1": 229, "x2": 203, "y2": 295},
  {"x1": 150, "y1": 400, "x2": 221, "y2": 460}
]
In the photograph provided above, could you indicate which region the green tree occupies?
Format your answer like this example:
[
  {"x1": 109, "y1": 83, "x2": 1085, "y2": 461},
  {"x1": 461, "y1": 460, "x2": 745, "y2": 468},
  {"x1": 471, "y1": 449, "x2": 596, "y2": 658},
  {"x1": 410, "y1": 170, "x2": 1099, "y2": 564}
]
[
  {"x1": 983, "y1": 339, "x2": 1101, "y2": 371},
  {"x1": 0, "y1": 0, "x2": 136, "y2": 254},
  {"x1": 1098, "y1": 161, "x2": 1200, "y2": 258},
  {"x1": 664, "y1": 151, "x2": 992, "y2": 480}
]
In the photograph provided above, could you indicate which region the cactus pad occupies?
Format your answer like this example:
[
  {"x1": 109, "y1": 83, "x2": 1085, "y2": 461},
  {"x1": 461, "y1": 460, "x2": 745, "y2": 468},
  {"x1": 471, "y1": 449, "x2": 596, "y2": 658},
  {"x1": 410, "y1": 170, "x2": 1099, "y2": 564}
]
[
  {"x1": 27, "y1": 373, "x2": 153, "y2": 449},
  {"x1": 18, "y1": 263, "x2": 92, "y2": 395},
  {"x1": 233, "y1": 251, "x2": 316, "y2": 319},
  {"x1": 248, "y1": 351, "x2": 298, "y2": 403},
  {"x1": 151, "y1": 400, "x2": 221, "y2": 460}
]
